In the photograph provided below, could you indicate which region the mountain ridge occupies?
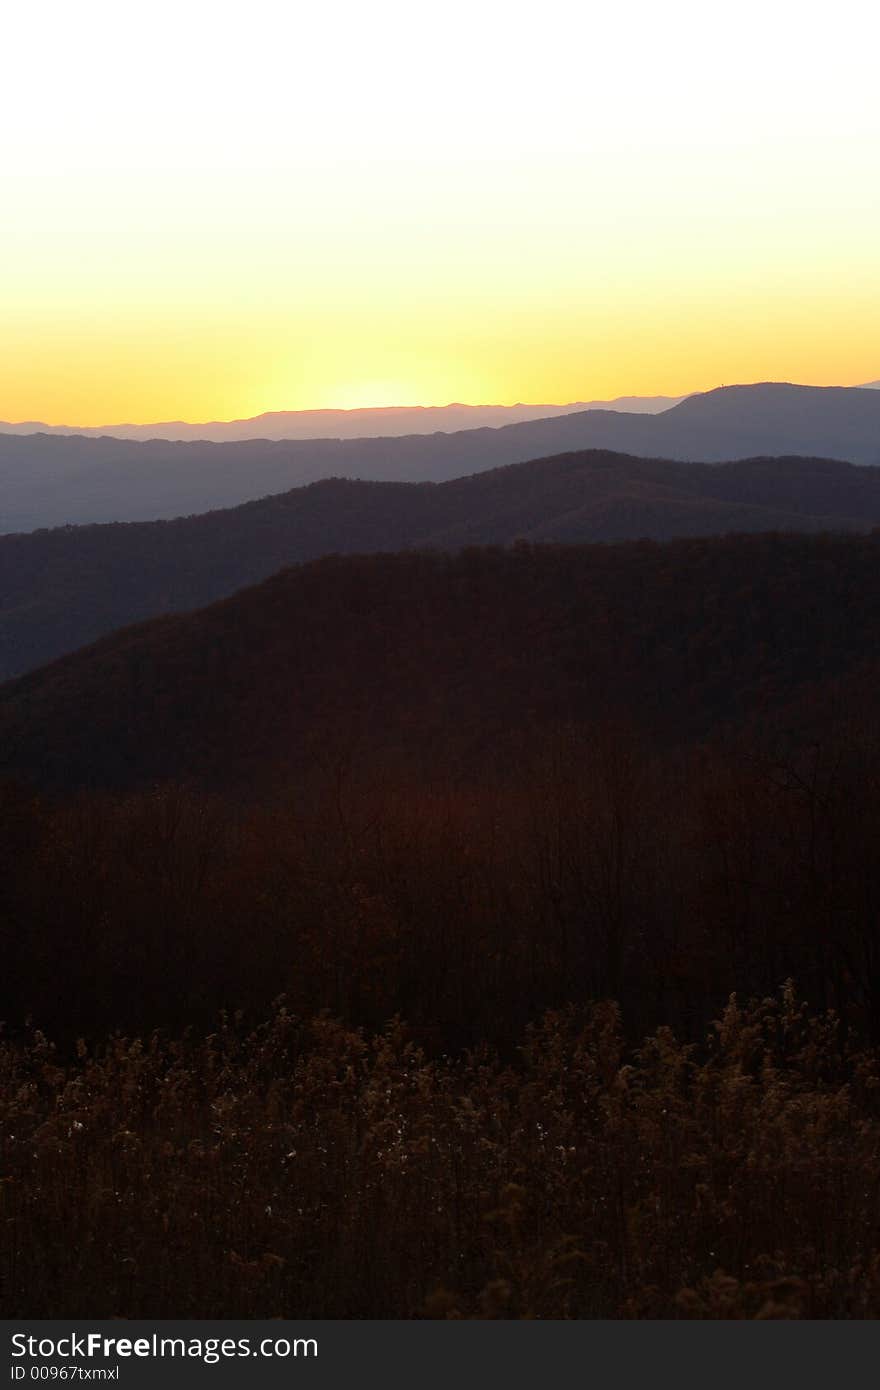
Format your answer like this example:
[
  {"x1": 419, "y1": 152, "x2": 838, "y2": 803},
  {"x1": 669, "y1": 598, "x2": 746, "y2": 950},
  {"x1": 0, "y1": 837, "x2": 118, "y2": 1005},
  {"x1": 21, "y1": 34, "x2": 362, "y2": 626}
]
[
  {"x1": 0, "y1": 394, "x2": 685, "y2": 444},
  {"x1": 2, "y1": 446, "x2": 880, "y2": 684},
  {"x1": 2, "y1": 383, "x2": 880, "y2": 535}
]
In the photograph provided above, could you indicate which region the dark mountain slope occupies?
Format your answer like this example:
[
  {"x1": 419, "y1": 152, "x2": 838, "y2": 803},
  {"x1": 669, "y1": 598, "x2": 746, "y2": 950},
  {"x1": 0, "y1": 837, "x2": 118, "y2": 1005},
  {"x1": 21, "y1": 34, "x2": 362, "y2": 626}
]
[
  {"x1": 2, "y1": 450, "x2": 878, "y2": 682},
  {"x1": 2, "y1": 532, "x2": 879, "y2": 795},
  {"x1": 650, "y1": 382, "x2": 880, "y2": 463},
  {"x1": 3, "y1": 382, "x2": 880, "y2": 533}
]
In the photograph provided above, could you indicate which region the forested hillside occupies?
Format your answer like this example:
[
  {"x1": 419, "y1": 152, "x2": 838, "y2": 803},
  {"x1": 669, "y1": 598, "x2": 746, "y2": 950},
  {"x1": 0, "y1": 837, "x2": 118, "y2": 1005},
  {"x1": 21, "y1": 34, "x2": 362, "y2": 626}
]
[
  {"x1": 2, "y1": 532, "x2": 879, "y2": 794},
  {"x1": 4, "y1": 528, "x2": 880, "y2": 1317},
  {"x1": 3, "y1": 449, "x2": 878, "y2": 681}
]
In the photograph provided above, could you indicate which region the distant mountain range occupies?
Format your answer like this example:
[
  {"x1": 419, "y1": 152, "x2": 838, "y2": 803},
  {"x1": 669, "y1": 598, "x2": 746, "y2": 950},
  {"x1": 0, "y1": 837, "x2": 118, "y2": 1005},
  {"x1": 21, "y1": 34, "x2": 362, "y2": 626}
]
[
  {"x1": 0, "y1": 394, "x2": 684, "y2": 443},
  {"x1": 2, "y1": 447, "x2": 880, "y2": 683},
  {"x1": 2, "y1": 380, "x2": 876, "y2": 446},
  {"x1": 3, "y1": 531, "x2": 879, "y2": 795},
  {"x1": 3, "y1": 383, "x2": 880, "y2": 534}
]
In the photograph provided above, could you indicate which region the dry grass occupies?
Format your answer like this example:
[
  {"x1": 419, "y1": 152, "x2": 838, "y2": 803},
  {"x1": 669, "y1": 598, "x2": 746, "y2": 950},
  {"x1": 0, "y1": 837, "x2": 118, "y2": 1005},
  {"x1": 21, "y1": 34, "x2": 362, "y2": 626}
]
[{"x1": 3, "y1": 985, "x2": 879, "y2": 1318}]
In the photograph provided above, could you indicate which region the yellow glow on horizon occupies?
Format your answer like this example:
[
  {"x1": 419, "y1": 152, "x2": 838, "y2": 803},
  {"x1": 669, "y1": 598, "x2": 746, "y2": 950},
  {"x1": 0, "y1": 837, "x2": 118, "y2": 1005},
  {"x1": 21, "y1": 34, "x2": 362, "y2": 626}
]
[
  {"x1": 1, "y1": 0, "x2": 878, "y2": 426},
  {"x1": 320, "y1": 384, "x2": 447, "y2": 412}
]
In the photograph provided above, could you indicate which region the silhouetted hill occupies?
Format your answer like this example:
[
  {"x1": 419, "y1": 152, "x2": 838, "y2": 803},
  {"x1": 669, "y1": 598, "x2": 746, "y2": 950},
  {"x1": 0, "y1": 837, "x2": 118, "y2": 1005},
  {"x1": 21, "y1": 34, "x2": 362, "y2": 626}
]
[
  {"x1": 3, "y1": 383, "x2": 880, "y2": 532},
  {"x1": 3, "y1": 449, "x2": 879, "y2": 681},
  {"x1": 3, "y1": 532, "x2": 879, "y2": 795},
  {"x1": 0, "y1": 393, "x2": 684, "y2": 444}
]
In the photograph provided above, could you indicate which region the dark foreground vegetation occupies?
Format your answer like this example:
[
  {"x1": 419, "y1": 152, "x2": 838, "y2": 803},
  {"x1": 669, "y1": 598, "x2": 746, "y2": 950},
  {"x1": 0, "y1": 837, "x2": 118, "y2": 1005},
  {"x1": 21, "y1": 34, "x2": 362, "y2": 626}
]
[
  {"x1": 3, "y1": 709, "x2": 880, "y2": 1317},
  {"x1": 3, "y1": 531, "x2": 880, "y2": 1316},
  {"x1": 5, "y1": 990, "x2": 880, "y2": 1318},
  {"x1": 4, "y1": 716, "x2": 880, "y2": 1044}
]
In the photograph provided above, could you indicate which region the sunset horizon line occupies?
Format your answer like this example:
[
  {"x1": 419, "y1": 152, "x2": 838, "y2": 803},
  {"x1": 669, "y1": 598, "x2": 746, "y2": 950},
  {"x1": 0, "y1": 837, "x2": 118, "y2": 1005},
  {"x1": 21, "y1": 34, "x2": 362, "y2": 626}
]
[{"x1": 3, "y1": 376, "x2": 879, "y2": 433}]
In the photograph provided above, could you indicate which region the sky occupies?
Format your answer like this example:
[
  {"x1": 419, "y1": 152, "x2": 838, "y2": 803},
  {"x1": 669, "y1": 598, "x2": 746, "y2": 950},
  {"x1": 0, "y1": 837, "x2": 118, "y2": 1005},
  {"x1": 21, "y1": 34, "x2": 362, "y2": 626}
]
[{"x1": 2, "y1": 0, "x2": 879, "y2": 425}]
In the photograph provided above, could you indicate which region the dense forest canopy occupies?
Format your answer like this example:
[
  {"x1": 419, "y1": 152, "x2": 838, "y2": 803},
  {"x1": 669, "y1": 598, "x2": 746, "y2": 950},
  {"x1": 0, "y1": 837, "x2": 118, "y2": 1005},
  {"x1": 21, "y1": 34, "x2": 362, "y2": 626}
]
[
  {"x1": 2, "y1": 531, "x2": 879, "y2": 794},
  {"x1": 4, "y1": 525, "x2": 880, "y2": 1319}
]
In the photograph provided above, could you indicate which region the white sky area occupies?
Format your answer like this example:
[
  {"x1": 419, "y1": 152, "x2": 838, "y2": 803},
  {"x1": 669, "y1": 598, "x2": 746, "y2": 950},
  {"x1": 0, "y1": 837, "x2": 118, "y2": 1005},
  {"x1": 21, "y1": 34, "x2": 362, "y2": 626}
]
[{"x1": 3, "y1": 0, "x2": 878, "y2": 174}]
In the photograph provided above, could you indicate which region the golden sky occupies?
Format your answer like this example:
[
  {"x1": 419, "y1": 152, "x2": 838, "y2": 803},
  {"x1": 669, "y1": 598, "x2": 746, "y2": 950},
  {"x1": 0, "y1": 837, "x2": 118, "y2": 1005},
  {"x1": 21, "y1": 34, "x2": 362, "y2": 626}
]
[{"x1": 3, "y1": 0, "x2": 878, "y2": 424}]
